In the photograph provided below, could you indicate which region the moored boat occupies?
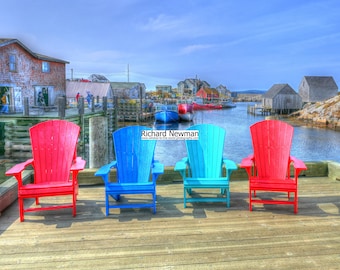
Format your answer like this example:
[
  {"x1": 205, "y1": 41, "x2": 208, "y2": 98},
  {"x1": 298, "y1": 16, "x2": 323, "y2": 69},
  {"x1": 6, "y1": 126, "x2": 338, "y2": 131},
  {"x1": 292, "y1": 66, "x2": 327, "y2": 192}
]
[
  {"x1": 154, "y1": 104, "x2": 179, "y2": 123},
  {"x1": 221, "y1": 99, "x2": 236, "y2": 108},
  {"x1": 192, "y1": 102, "x2": 222, "y2": 110},
  {"x1": 178, "y1": 103, "x2": 195, "y2": 121}
]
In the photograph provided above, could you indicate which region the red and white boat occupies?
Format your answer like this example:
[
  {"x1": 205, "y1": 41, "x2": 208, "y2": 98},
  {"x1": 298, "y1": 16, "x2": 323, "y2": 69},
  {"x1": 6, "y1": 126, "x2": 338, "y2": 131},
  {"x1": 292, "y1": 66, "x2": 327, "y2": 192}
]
[
  {"x1": 192, "y1": 102, "x2": 222, "y2": 110},
  {"x1": 178, "y1": 103, "x2": 195, "y2": 121}
]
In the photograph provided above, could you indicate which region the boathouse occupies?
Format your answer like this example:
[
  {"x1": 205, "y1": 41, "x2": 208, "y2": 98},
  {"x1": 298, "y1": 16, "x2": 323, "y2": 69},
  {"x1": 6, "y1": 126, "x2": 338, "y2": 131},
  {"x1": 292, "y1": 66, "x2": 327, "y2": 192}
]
[
  {"x1": 196, "y1": 87, "x2": 220, "y2": 101},
  {"x1": 298, "y1": 76, "x2": 338, "y2": 103},
  {"x1": 262, "y1": 84, "x2": 302, "y2": 114},
  {"x1": 0, "y1": 38, "x2": 69, "y2": 113}
]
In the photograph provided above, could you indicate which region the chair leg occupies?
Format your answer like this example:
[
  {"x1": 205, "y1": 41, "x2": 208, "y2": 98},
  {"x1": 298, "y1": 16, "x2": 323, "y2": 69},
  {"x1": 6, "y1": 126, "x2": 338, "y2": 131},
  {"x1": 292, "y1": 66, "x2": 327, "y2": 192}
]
[
  {"x1": 226, "y1": 189, "x2": 230, "y2": 208},
  {"x1": 72, "y1": 192, "x2": 77, "y2": 217},
  {"x1": 183, "y1": 188, "x2": 187, "y2": 208},
  {"x1": 19, "y1": 197, "x2": 24, "y2": 222},
  {"x1": 105, "y1": 193, "x2": 109, "y2": 216},
  {"x1": 153, "y1": 192, "x2": 157, "y2": 214},
  {"x1": 294, "y1": 191, "x2": 298, "y2": 214},
  {"x1": 249, "y1": 189, "x2": 253, "y2": 211}
]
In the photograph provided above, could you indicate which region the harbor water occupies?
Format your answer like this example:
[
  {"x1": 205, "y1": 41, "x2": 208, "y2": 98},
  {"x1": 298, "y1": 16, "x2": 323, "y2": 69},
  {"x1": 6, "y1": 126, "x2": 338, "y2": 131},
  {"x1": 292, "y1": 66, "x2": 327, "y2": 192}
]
[{"x1": 152, "y1": 102, "x2": 340, "y2": 166}]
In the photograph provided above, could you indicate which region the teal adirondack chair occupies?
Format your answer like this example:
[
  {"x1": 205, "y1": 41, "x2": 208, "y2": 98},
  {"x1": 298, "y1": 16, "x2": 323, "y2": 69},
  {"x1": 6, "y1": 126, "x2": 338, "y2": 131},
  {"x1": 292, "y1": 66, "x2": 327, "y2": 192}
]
[
  {"x1": 174, "y1": 124, "x2": 237, "y2": 208},
  {"x1": 95, "y1": 126, "x2": 164, "y2": 215}
]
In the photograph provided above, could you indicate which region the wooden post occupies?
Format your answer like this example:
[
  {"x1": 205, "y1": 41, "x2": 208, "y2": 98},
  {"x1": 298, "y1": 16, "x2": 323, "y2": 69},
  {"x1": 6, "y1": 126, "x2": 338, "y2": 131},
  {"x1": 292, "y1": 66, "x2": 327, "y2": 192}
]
[
  {"x1": 78, "y1": 97, "x2": 85, "y2": 155},
  {"x1": 103, "y1": 96, "x2": 107, "y2": 113},
  {"x1": 23, "y1": 97, "x2": 29, "y2": 116},
  {"x1": 91, "y1": 96, "x2": 95, "y2": 112},
  {"x1": 78, "y1": 97, "x2": 84, "y2": 115},
  {"x1": 89, "y1": 116, "x2": 108, "y2": 168},
  {"x1": 58, "y1": 96, "x2": 66, "y2": 119}
]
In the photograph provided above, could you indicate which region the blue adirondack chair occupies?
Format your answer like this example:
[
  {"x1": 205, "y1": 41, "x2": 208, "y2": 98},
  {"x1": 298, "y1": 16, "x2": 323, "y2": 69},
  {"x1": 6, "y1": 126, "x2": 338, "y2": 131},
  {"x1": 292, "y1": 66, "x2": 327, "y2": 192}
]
[
  {"x1": 174, "y1": 124, "x2": 237, "y2": 208},
  {"x1": 94, "y1": 126, "x2": 164, "y2": 215}
]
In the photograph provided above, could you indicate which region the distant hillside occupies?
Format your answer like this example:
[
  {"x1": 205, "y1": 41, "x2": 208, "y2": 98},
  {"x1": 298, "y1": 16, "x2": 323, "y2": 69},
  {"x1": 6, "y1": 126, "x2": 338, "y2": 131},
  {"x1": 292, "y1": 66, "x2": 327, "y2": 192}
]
[{"x1": 232, "y1": 90, "x2": 266, "y2": 95}]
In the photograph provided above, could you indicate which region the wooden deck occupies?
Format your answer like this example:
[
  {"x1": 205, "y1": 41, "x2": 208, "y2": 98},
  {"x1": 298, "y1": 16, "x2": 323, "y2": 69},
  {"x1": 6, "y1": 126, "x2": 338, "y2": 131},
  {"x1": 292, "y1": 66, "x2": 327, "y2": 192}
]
[{"x1": 1, "y1": 177, "x2": 340, "y2": 269}]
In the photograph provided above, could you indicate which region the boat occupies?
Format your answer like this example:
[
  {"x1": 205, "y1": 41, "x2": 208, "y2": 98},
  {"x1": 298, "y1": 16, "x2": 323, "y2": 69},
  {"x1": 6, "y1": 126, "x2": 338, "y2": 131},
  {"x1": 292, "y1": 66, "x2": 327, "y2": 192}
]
[
  {"x1": 221, "y1": 99, "x2": 236, "y2": 108},
  {"x1": 178, "y1": 103, "x2": 195, "y2": 121},
  {"x1": 192, "y1": 102, "x2": 222, "y2": 110},
  {"x1": 154, "y1": 104, "x2": 179, "y2": 123}
]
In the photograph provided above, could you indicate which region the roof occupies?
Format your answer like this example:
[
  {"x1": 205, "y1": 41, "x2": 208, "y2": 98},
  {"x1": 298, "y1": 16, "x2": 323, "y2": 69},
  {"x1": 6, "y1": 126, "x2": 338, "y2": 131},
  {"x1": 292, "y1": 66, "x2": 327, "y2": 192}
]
[
  {"x1": 263, "y1": 84, "x2": 297, "y2": 98},
  {"x1": 303, "y1": 76, "x2": 338, "y2": 90},
  {"x1": 110, "y1": 82, "x2": 145, "y2": 89},
  {"x1": 66, "y1": 81, "x2": 112, "y2": 98},
  {"x1": 0, "y1": 38, "x2": 69, "y2": 64},
  {"x1": 197, "y1": 87, "x2": 219, "y2": 95}
]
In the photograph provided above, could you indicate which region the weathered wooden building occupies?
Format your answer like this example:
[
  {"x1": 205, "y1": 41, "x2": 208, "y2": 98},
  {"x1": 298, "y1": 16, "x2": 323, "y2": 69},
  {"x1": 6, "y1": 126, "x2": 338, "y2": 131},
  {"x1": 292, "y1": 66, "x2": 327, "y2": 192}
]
[
  {"x1": 66, "y1": 81, "x2": 113, "y2": 106},
  {"x1": 262, "y1": 84, "x2": 302, "y2": 114},
  {"x1": 0, "y1": 38, "x2": 69, "y2": 112},
  {"x1": 298, "y1": 76, "x2": 338, "y2": 103},
  {"x1": 215, "y1": 84, "x2": 231, "y2": 98},
  {"x1": 110, "y1": 82, "x2": 146, "y2": 99},
  {"x1": 177, "y1": 78, "x2": 210, "y2": 96},
  {"x1": 196, "y1": 87, "x2": 220, "y2": 100}
]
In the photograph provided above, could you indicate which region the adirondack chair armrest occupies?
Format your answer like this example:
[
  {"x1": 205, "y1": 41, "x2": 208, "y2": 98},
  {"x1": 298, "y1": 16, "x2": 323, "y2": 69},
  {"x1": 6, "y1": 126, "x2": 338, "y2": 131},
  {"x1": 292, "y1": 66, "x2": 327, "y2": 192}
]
[
  {"x1": 223, "y1": 158, "x2": 238, "y2": 171},
  {"x1": 70, "y1": 157, "x2": 86, "y2": 171},
  {"x1": 5, "y1": 159, "x2": 34, "y2": 186},
  {"x1": 152, "y1": 161, "x2": 164, "y2": 175},
  {"x1": 240, "y1": 154, "x2": 254, "y2": 168},
  {"x1": 174, "y1": 157, "x2": 189, "y2": 171},
  {"x1": 94, "y1": 161, "x2": 117, "y2": 184},
  {"x1": 240, "y1": 154, "x2": 254, "y2": 176},
  {"x1": 174, "y1": 157, "x2": 188, "y2": 179},
  {"x1": 5, "y1": 158, "x2": 34, "y2": 176},
  {"x1": 223, "y1": 158, "x2": 237, "y2": 179},
  {"x1": 290, "y1": 155, "x2": 307, "y2": 177},
  {"x1": 151, "y1": 161, "x2": 164, "y2": 182}
]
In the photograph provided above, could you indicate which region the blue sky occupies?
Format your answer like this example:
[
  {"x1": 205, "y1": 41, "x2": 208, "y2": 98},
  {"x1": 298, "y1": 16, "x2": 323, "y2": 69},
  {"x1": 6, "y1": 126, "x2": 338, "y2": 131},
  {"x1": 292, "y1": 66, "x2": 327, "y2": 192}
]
[{"x1": 1, "y1": 0, "x2": 340, "y2": 91}]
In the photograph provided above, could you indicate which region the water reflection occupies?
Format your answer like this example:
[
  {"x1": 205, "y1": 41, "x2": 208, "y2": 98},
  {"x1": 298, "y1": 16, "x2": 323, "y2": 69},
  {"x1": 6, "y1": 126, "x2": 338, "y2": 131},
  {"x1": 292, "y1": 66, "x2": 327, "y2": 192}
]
[
  {"x1": 153, "y1": 121, "x2": 179, "y2": 130},
  {"x1": 153, "y1": 102, "x2": 340, "y2": 166}
]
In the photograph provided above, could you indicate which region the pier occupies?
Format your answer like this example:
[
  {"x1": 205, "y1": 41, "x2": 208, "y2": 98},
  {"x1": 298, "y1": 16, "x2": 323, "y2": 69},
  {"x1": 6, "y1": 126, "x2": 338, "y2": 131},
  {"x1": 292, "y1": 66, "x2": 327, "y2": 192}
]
[
  {"x1": 247, "y1": 104, "x2": 273, "y2": 115},
  {"x1": 1, "y1": 173, "x2": 340, "y2": 269}
]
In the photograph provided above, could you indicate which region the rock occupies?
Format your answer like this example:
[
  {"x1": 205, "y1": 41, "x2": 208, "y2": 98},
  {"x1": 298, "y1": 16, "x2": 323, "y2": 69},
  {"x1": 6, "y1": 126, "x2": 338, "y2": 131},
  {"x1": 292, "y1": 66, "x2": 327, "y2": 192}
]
[{"x1": 292, "y1": 94, "x2": 340, "y2": 129}]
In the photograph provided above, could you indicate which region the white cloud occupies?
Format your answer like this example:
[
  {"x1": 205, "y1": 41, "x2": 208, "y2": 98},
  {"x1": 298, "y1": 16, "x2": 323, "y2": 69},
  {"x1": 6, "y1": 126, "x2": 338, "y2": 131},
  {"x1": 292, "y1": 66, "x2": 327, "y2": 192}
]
[
  {"x1": 140, "y1": 14, "x2": 184, "y2": 32},
  {"x1": 179, "y1": 44, "x2": 216, "y2": 55}
]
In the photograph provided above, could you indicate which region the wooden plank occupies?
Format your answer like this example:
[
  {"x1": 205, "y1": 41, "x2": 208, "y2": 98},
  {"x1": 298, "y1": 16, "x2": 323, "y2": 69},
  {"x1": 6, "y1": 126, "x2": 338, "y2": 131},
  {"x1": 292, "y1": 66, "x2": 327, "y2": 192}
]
[{"x1": 0, "y1": 177, "x2": 340, "y2": 269}]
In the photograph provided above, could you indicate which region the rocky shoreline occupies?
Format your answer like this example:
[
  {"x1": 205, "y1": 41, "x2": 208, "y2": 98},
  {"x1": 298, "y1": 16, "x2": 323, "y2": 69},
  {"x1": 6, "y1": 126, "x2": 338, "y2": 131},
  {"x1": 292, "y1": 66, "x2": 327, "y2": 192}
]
[{"x1": 290, "y1": 94, "x2": 340, "y2": 131}]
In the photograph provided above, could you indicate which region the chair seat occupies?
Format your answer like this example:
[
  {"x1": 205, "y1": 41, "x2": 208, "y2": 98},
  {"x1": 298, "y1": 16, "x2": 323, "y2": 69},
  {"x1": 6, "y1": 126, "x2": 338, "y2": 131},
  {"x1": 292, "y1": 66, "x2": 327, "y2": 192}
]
[
  {"x1": 184, "y1": 178, "x2": 230, "y2": 188},
  {"x1": 19, "y1": 182, "x2": 74, "y2": 197},
  {"x1": 250, "y1": 178, "x2": 297, "y2": 191},
  {"x1": 106, "y1": 182, "x2": 155, "y2": 194}
]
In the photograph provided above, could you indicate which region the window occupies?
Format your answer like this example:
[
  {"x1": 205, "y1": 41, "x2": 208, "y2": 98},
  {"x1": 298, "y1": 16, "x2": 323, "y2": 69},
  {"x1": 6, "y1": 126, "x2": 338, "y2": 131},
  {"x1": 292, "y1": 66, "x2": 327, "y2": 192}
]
[
  {"x1": 42, "y1": 62, "x2": 50, "y2": 72},
  {"x1": 9, "y1": 54, "x2": 16, "y2": 72}
]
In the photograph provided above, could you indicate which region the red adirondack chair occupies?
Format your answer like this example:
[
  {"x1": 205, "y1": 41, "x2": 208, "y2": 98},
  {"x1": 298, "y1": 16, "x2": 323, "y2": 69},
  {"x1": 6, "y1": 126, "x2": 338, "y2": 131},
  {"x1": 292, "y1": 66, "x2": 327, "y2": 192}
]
[
  {"x1": 5, "y1": 120, "x2": 86, "y2": 221},
  {"x1": 240, "y1": 120, "x2": 307, "y2": 214}
]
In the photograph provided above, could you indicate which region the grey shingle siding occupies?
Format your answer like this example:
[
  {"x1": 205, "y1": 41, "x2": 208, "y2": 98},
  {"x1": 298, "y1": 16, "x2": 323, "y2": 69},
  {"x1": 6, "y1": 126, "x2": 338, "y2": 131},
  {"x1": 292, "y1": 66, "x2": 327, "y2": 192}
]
[{"x1": 299, "y1": 76, "x2": 338, "y2": 103}]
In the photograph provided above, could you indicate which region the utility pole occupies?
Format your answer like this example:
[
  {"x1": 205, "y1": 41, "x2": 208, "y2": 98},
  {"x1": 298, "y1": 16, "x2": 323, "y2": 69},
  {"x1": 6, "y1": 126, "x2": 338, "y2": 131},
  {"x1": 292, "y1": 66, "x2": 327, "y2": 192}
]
[{"x1": 127, "y1": 64, "x2": 129, "y2": 82}]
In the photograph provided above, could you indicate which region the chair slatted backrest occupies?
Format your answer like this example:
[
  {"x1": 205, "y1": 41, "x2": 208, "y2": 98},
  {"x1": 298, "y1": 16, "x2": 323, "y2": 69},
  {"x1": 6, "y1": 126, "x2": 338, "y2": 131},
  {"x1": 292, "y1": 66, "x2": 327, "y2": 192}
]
[
  {"x1": 250, "y1": 120, "x2": 293, "y2": 180},
  {"x1": 30, "y1": 120, "x2": 80, "y2": 184},
  {"x1": 113, "y1": 126, "x2": 156, "y2": 184},
  {"x1": 186, "y1": 124, "x2": 225, "y2": 178}
]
